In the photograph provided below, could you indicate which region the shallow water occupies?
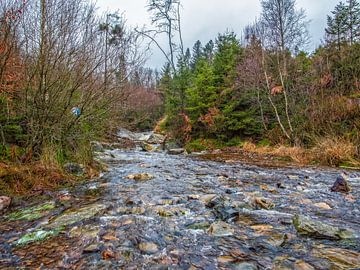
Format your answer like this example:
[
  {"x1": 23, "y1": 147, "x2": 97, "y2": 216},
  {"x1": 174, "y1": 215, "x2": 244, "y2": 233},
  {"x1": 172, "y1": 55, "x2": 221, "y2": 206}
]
[{"x1": 0, "y1": 147, "x2": 359, "y2": 269}]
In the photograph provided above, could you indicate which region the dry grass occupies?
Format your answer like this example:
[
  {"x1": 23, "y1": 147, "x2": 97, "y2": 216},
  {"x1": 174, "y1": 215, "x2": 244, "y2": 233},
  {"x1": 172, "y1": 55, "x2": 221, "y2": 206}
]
[
  {"x1": 241, "y1": 138, "x2": 359, "y2": 167},
  {"x1": 312, "y1": 137, "x2": 359, "y2": 167}
]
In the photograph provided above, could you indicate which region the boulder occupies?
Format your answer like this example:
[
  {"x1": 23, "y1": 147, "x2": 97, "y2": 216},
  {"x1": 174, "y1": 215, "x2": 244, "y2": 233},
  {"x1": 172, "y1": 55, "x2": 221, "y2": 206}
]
[
  {"x1": 0, "y1": 196, "x2": 11, "y2": 212},
  {"x1": 167, "y1": 148, "x2": 185, "y2": 155},
  {"x1": 91, "y1": 141, "x2": 104, "y2": 152},
  {"x1": 147, "y1": 133, "x2": 165, "y2": 144},
  {"x1": 331, "y1": 175, "x2": 351, "y2": 193},
  {"x1": 293, "y1": 215, "x2": 356, "y2": 240},
  {"x1": 140, "y1": 142, "x2": 155, "y2": 152},
  {"x1": 126, "y1": 173, "x2": 154, "y2": 181},
  {"x1": 64, "y1": 163, "x2": 85, "y2": 176},
  {"x1": 138, "y1": 242, "x2": 159, "y2": 254}
]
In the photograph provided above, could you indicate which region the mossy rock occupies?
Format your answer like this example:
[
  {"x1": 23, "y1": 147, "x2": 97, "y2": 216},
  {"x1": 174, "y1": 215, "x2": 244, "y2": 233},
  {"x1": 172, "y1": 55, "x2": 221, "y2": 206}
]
[{"x1": 6, "y1": 202, "x2": 56, "y2": 221}]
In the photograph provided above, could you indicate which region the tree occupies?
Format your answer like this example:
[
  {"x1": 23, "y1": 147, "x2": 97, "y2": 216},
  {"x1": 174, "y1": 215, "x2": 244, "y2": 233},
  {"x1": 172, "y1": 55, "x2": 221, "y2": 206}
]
[
  {"x1": 326, "y1": 2, "x2": 348, "y2": 49},
  {"x1": 346, "y1": 0, "x2": 360, "y2": 44},
  {"x1": 260, "y1": 0, "x2": 309, "y2": 53},
  {"x1": 144, "y1": 0, "x2": 184, "y2": 71}
]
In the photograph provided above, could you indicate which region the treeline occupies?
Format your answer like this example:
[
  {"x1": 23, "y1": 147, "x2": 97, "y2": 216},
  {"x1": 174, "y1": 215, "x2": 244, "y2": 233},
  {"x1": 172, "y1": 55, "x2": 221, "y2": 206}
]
[
  {"x1": 0, "y1": 0, "x2": 162, "y2": 165},
  {"x1": 158, "y1": 0, "x2": 360, "y2": 165}
]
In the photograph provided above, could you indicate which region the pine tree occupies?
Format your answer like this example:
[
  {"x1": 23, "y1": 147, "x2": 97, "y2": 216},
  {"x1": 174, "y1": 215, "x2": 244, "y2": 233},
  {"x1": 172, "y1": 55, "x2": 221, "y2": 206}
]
[{"x1": 346, "y1": 0, "x2": 360, "y2": 44}]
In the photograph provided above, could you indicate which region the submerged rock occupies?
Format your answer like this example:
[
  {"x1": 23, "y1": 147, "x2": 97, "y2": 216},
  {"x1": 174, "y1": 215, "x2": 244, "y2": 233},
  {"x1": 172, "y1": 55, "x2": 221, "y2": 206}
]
[
  {"x1": 6, "y1": 202, "x2": 55, "y2": 221},
  {"x1": 167, "y1": 148, "x2": 185, "y2": 155},
  {"x1": 126, "y1": 173, "x2": 154, "y2": 181},
  {"x1": 139, "y1": 242, "x2": 159, "y2": 254},
  {"x1": 293, "y1": 215, "x2": 356, "y2": 240},
  {"x1": 231, "y1": 262, "x2": 258, "y2": 270},
  {"x1": 0, "y1": 196, "x2": 11, "y2": 212},
  {"x1": 312, "y1": 246, "x2": 360, "y2": 269},
  {"x1": 140, "y1": 142, "x2": 155, "y2": 152},
  {"x1": 46, "y1": 203, "x2": 107, "y2": 229},
  {"x1": 331, "y1": 175, "x2": 351, "y2": 193},
  {"x1": 208, "y1": 221, "x2": 234, "y2": 237},
  {"x1": 16, "y1": 227, "x2": 64, "y2": 246}
]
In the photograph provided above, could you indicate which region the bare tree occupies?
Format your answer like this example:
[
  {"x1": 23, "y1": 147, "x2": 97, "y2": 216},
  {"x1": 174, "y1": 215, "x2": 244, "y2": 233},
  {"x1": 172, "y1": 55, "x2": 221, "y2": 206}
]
[{"x1": 139, "y1": 0, "x2": 184, "y2": 72}]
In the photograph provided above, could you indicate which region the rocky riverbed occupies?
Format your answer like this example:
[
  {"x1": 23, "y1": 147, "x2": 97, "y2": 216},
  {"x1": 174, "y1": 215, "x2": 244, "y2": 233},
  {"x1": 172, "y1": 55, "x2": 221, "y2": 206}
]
[{"x1": 0, "y1": 134, "x2": 359, "y2": 269}]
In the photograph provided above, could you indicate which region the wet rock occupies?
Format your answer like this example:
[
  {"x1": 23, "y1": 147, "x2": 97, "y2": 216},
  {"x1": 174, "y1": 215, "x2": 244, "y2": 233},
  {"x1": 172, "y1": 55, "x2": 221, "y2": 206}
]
[
  {"x1": 84, "y1": 243, "x2": 101, "y2": 253},
  {"x1": 294, "y1": 260, "x2": 315, "y2": 270},
  {"x1": 247, "y1": 196, "x2": 275, "y2": 210},
  {"x1": 140, "y1": 142, "x2": 155, "y2": 152},
  {"x1": 167, "y1": 148, "x2": 185, "y2": 155},
  {"x1": 186, "y1": 221, "x2": 211, "y2": 230},
  {"x1": 139, "y1": 242, "x2": 159, "y2": 254},
  {"x1": 156, "y1": 206, "x2": 188, "y2": 217},
  {"x1": 313, "y1": 202, "x2": 332, "y2": 210},
  {"x1": 126, "y1": 173, "x2": 154, "y2": 181},
  {"x1": 199, "y1": 194, "x2": 217, "y2": 204},
  {"x1": 147, "y1": 133, "x2": 165, "y2": 144},
  {"x1": 206, "y1": 196, "x2": 241, "y2": 220},
  {"x1": 16, "y1": 227, "x2": 64, "y2": 246},
  {"x1": 91, "y1": 141, "x2": 104, "y2": 152},
  {"x1": 231, "y1": 262, "x2": 258, "y2": 270},
  {"x1": 293, "y1": 215, "x2": 356, "y2": 240},
  {"x1": 46, "y1": 203, "x2": 107, "y2": 229},
  {"x1": 312, "y1": 246, "x2": 360, "y2": 269},
  {"x1": 117, "y1": 206, "x2": 146, "y2": 215},
  {"x1": 64, "y1": 163, "x2": 85, "y2": 176},
  {"x1": 0, "y1": 196, "x2": 11, "y2": 212},
  {"x1": 69, "y1": 225, "x2": 100, "y2": 239},
  {"x1": 331, "y1": 175, "x2": 351, "y2": 193},
  {"x1": 6, "y1": 201, "x2": 55, "y2": 221},
  {"x1": 208, "y1": 221, "x2": 234, "y2": 237}
]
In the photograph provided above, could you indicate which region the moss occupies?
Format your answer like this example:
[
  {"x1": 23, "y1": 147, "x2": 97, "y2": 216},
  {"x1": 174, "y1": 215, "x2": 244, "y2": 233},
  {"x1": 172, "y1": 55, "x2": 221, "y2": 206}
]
[
  {"x1": 6, "y1": 202, "x2": 56, "y2": 221},
  {"x1": 15, "y1": 227, "x2": 65, "y2": 246}
]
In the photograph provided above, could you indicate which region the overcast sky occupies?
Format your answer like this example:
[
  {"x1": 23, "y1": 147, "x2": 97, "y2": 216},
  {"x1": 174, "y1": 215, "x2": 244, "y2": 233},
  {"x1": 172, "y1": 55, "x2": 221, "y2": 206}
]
[{"x1": 97, "y1": 0, "x2": 339, "y2": 68}]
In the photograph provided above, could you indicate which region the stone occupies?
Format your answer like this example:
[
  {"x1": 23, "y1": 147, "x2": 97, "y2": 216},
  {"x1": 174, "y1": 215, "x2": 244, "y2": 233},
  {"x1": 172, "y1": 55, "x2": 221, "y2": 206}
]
[
  {"x1": 138, "y1": 242, "x2": 159, "y2": 254},
  {"x1": 6, "y1": 202, "x2": 55, "y2": 221},
  {"x1": 313, "y1": 202, "x2": 332, "y2": 210},
  {"x1": 293, "y1": 215, "x2": 356, "y2": 240},
  {"x1": 312, "y1": 247, "x2": 360, "y2": 269},
  {"x1": 46, "y1": 203, "x2": 107, "y2": 229},
  {"x1": 91, "y1": 141, "x2": 104, "y2": 152},
  {"x1": 208, "y1": 221, "x2": 234, "y2": 237},
  {"x1": 331, "y1": 175, "x2": 351, "y2": 193},
  {"x1": 167, "y1": 148, "x2": 185, "y2": 155},
  {"x1": 294, "y1": 260, "x2": 315, "y2": 270},
  {"x1": 0, "y1": 196, "x2": 11, "y2": 212},
  {"x1": 231, "y1": 262, "x2": 258, "y2": 270},
  {"x1": 147, "y1": 133, "x2": 165, "y2": 144},
  {"x1": 64, "y1": 163, "x2": 85, "y2": 176},
  {"x1": 16, "y1": 228, "x2": 63, "y2": 246},
  {"x1": 140, "y1": 142, "x2": 155, "y2": 152},
  {"x1": 248, "y1": 196, "x2": 275, "y2": 210},
  {"x1": 126, "y1": 173, "x2": 154, "y2": 181},
  {"x1": 69, "y1": 225, "x2": 101, "y2": 239}
]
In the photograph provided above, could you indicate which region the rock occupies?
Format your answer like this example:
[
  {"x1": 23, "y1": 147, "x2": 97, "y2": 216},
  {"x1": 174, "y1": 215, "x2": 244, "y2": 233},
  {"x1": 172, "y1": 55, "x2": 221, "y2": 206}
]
[
  {"x1": 208, "y1": 221, "x2": 234, "y2": 237},
  {"x1": 186, "y1": 221, "x2": 211, "y2": 230},
  {"x1": 0, "y1": 196, "x2": 11, "y2": 212},
  {"x1": 64, "y1": 163, "x2": 85, "y2": 176},
  {"x1": 6, "y1": 202, "x2": 55, "y2": 221},
  {"x1": 46, "y1": 203, "x2": 107, "y2": 229},
  {"x1": 206, "y1": 196, "x2": 241, "y2": 221},
  {"x1": 84, "y1": 243, "x2": 101, "y2": 253},
  {"x1": 167, "y1": 148, "x2": 185, "y2": 155},
  {"x1": 294, "y1": 260, "x2": 315, "y2": 270},
  {"x1": 147, "y1": 133, "x2": 165, "y2": 144},
  {"x1": 140, "y1": 142, "x2": 155, "y2": 152},
  {"x1": 247, "y1": 196, "x2": 275, "y2": 210},
  {"x1": 313, "y1": 202, "x2": 332, "y2": 210},
  {"x1": 331, "y1": 175, "x2": 351, "y2": 193},
  {"x1": 199, "y1": 194, "x2": 217, "y2": 204},
  {"x1": 231, "y1": 262, "x2": 258, "y2": 270},
  {"x1": 126, "y1": 173, "x2": 154, "y2": 181},
  {"x1": 16, "y1": 228, "x2": 63, "y2": 246},
  {"x1": 91, "y1": 141, "x2": 104, "y2": 152},
  {"x1": 69, "y1": 225, "x2": 101, "y2": 239},
  {"x1": 312, "y1": 246, "x2": 360, "y2": 269},
  {"x1": 138, "y1": 242, "x2": 158, "y2": 254},
  {"x1": 293, "y1": 215, "x2": 356, "y2": 240}
]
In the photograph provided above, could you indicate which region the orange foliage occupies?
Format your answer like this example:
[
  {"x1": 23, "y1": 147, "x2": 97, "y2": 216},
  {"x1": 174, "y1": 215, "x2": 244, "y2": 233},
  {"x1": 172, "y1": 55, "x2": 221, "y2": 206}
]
[
  {"x1": 199, "y1": 107, "x2": 220, "y2": 127},
  {"x1": 270, "y1": 86, "x2": 283, "y2": 96}
]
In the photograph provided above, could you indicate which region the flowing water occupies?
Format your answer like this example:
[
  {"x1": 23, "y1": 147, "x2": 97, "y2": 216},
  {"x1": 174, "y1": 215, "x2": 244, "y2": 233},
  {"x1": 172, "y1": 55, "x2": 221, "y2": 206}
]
[{"x1": 0, "y1": 143, "x2": 359, "y2": 269}]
